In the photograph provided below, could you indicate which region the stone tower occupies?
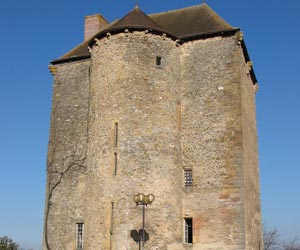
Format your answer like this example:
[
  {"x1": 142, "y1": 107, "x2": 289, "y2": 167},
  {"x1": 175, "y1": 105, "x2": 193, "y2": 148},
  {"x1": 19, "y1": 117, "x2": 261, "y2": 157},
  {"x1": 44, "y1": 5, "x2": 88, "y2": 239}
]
[{"x1": 44, "y1": 4, "x2": 262, "y2": 250}]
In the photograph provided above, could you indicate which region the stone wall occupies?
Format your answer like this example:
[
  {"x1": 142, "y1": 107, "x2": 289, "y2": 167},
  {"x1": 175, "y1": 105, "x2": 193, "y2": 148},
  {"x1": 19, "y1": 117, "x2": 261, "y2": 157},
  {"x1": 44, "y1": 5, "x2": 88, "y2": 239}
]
[
  {"x1": 43, "y1": 60, "x2": 90, "y2": 250},
  {"x1": 180, "y1": 36, "x2": 251, "y2": 250},
  {"x1": 239, "y1": 49, "x2": 263, "y2": 250},
  {"x1": 85, "y1": 31, "x2": 182, "y2": 250}
]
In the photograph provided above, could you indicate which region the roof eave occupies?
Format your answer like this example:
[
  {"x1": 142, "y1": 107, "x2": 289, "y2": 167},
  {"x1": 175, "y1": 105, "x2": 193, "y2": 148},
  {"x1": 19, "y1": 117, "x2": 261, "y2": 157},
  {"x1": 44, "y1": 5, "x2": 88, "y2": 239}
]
[
  {"x1": 51, "y1": 55, "x2": 91, "y2": 65},
  {"x1": 241, "y1": 40, "x2": 258, "y2": 85},
  {"x1": 88, "y1": 26, "x2": 177, "y2": 48},
  {"x1": 179, "y1": 27, "x2": 239, "y2": 42},
  {"x1": 50, "y1": 27, "x2": 257, "y2": 86}
]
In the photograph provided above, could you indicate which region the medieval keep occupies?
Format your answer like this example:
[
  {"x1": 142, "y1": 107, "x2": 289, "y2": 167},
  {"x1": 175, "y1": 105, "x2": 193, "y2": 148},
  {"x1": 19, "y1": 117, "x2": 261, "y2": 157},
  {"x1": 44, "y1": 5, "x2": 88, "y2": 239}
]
[{"x1": 44, "y1": 3, "x2": 262, "y2": 250}]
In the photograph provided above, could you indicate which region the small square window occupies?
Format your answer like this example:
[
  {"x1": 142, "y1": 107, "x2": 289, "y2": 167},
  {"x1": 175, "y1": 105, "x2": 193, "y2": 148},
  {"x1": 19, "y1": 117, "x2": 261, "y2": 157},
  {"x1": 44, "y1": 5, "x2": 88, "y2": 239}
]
[
  {"x1": 156, "y1": 56, "x2": 162, "y2": 66},
  {"x1": 184, "y1": 169, "x2": 193, "y2": 187},
  {"x1": 184, "y1": 218, "x2": 193, "y2": 244}
]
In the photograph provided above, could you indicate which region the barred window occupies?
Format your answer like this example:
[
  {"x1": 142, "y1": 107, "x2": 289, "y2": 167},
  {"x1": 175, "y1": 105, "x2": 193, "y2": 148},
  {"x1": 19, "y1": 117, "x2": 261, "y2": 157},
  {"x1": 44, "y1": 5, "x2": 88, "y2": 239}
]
[
  {"x1": 184, "y1": 169, "x2": 193, "y2": 187},
  {"x1": 76, "y1": 223, "x2": 84, "y2": 249}
]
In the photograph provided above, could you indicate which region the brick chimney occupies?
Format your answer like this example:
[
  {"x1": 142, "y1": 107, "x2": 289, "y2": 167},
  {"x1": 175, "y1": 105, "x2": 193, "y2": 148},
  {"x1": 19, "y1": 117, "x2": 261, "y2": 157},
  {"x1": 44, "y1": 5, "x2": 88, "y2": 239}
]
[{"x1": 84, "y1": 14, "x2": 109, "y2": 41}]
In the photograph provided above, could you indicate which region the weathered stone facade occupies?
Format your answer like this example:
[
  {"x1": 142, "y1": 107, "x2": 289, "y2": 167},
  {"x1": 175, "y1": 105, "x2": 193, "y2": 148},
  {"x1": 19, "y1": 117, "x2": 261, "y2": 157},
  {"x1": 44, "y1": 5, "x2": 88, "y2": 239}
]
[
  {"x1": 44, "y1": 4, "x2": 262, "y2": 250},
  {"x1": 45, "y1": 60, "x2": 90, "y2": 250}
]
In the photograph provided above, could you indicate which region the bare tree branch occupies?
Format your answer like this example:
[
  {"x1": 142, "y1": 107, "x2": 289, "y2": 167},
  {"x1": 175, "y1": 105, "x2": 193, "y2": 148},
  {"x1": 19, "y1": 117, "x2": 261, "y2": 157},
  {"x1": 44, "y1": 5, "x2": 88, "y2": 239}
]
[
  {"x1": 263, "y1": 223, "x2": 300, "y2": 250},
  {"x1": 44, "y1": 146, "x2": 86, "y2": 250},
  {"x1": 283, "y1": 237, "x2": 300, "y2": 250},
  {"x1": 264, "y1": 225, "x2": 281, "y2": 250}
]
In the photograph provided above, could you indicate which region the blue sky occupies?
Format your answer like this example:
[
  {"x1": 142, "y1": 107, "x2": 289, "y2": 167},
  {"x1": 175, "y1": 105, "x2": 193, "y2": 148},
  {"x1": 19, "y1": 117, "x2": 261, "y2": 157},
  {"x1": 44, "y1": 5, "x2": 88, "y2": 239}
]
[{"x1": 0, "y1": 0, "x2": 299, "y2": 249}]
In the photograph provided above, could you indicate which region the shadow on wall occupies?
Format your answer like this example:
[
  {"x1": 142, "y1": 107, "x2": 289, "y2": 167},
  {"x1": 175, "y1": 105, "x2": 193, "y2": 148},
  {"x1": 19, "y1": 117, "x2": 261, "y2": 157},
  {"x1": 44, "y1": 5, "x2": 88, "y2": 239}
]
[{"x1": 131, "y1": 229, "x2": 150, "y2": 247}]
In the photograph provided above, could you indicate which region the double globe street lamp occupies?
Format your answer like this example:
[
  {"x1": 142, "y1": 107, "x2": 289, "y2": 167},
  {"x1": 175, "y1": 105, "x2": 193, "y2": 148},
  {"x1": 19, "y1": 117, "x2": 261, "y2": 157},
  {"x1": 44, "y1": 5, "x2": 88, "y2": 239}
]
[{"x1": 133, "y1": 193, "x2": 155, "y2": 250}]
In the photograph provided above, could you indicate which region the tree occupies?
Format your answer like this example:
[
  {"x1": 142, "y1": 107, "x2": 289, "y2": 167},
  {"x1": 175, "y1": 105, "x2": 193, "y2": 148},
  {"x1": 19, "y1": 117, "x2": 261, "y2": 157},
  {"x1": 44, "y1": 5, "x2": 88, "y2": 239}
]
[
  {"x1": 45, "y1": 145, "x2": 87, "y2": 250},
  {"x1": 283, "y1": 237, "x2": 300, "y2": 250},
  {"x1": 263, "y1": 224, "x2": 300, "y2": 250},
  {"x1": 0, "y1": 236, "x2": 18, "y2": 250},
  {"x1": 263, "y1": 225, "x2": 281, "y2": 250}
]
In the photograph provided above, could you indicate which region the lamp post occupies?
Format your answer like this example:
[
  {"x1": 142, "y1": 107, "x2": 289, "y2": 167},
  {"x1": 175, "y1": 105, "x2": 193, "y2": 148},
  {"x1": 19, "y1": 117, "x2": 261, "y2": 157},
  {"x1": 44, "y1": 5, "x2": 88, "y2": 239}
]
[{"x1": 133, "y1": 193, "x2": 155, "y2": 250}]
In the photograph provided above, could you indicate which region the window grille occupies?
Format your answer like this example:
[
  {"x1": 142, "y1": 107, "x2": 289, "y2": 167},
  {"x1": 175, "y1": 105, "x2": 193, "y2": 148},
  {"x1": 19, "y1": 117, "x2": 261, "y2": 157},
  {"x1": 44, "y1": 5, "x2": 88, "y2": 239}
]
[
  {"x1": 76, "y1": 223, "x2": 84, "y2": 249},
  {"x1": 184, "y1": 169, "x2": 193, "y2": 187}
]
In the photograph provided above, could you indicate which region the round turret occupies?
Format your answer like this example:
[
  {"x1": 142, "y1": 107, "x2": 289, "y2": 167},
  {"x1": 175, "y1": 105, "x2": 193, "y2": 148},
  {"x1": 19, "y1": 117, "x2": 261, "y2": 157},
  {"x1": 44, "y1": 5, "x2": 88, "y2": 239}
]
[{"x1": 84, "y1": 7, "x2": 182, "y2": 250}]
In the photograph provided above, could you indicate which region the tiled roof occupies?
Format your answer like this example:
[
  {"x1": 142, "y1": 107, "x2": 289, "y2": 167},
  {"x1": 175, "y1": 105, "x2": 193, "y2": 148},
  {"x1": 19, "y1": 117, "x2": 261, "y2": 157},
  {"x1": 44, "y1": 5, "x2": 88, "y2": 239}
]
[
  {"x1": 150, "y1": 4, "x2": 235, "y2": 40},
  {"x1": 88, "y1": 6, "x2": 177, "y2": 48},
  {"x1": 52, "y1": 4, "x2": 237, "y2": 63}
]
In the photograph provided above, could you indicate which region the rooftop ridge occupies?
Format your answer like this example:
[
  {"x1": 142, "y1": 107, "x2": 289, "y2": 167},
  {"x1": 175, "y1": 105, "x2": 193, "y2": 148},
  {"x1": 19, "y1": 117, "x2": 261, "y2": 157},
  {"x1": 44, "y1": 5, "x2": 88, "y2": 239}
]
[
  {"x1": 202, "y1": 4, "x2": 234, "y2": 29},
  {"x1": 149, "y1": 3, "x2": 205, "y2": 16},
  {"x1": 105, "y1": 6, "x2": 164, "y2": 31},
  {"x1": 150, "y1": 3, "x2": 233, "y2": 30}
]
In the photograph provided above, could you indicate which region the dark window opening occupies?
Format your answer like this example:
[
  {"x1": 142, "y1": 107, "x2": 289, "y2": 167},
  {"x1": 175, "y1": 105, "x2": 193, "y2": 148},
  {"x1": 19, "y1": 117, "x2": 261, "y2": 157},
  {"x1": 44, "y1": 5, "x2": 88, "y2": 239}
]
[
  {"x1": 184, "y1": 169, "x2": 193, "y2": 187},
  {"x1": 110, "y1": 202, "x2": 114, "y2": 235},
  {"x1": 156, "y1": 56, "x2": 162, "y2": 66},
  {"x1": 184, "y1": 218, "x2": 193, "y2": 244},
  {"x1": 114, "y1": 153, "x2": 118, "y2": 175},
  {"x1": 114, "y1": 122, "x2": 118, "y2": 147}
]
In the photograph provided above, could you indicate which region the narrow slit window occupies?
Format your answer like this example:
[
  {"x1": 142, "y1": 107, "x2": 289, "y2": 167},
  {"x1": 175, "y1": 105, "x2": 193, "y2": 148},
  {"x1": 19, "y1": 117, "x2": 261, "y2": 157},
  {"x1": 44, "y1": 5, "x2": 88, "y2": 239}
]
[
  {"x1": 184, "y1": 218, "x2": 193, "y2": 244},
  {"x1": 177, "y1": 102, "x2": 181, "y2": 129},
  {"x1": 114, "y1": 122, "x2": 118, "y2": 147},
  {"x1": 114, "y1": 153, "x2": 118, "y2": 175},
  {"x1": 110, "y1": 202, "x2": 114, "y2": 235},
  {"x1": 156, "y1": 56, "x2": 162, "y2": 66},
  {"x1": 110, "y1": 202, "x2": 114, "y2": 250},
  {"x1": 76, "y1": 223, "x2": 84, "y2": 249},
  {"x1": 184, "y1": 169, "x2": 193, "y2": 187}
]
